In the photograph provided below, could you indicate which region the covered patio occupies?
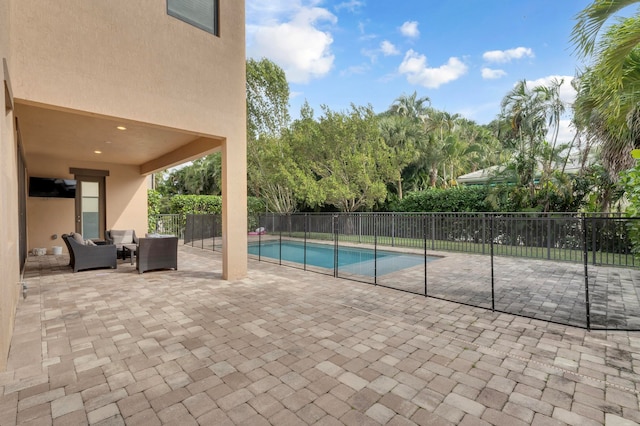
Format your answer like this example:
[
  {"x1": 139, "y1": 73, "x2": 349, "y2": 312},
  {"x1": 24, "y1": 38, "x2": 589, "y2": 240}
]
[{"x1": 0, "y1": 247, "x2": 638, "y2": 425}]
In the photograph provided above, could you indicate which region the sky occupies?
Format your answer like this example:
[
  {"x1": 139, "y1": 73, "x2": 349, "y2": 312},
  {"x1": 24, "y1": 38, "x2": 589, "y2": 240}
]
[{"x1": 246, "y1": 0, "x2": 599, "y2": 142}]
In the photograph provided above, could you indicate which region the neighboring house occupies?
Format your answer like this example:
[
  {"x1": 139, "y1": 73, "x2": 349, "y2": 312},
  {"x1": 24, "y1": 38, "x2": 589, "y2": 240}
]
[
  {"x1": 0, "y1": 0, "x2": 247, "y2": 370},
  {"x1": 456, "y1": 156, "x2": 587, "y2": 185}
]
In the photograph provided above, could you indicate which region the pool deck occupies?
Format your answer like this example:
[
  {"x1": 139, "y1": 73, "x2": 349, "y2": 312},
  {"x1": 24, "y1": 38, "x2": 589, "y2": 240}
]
[
  {"x1": 247, "y1": 237, "x2": 640, "y2": 330},
  {"x1": 1, "y1": 245, "x2": 639, "y2": 425}
]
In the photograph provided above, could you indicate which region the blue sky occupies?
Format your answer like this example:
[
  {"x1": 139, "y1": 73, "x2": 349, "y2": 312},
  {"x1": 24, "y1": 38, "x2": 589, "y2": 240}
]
[{"x1": 246, "y1": 0, "x2": 595, "y2": 140}]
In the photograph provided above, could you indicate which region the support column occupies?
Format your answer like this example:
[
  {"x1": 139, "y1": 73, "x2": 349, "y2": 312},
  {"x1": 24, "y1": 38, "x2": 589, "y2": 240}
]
[{"x1": 221, "y1": 135, "x2": 247, "y2": 280}]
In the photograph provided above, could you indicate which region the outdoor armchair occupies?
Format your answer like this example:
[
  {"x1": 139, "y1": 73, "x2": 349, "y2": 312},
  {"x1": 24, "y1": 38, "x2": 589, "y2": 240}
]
[
  {"x1": 136, "y1": 236, "x2": 178, "y2": 274},
  {"x1": 62, "y1": 233, "x2": 117, "y2": 273},
  {"x1": 105, "y1": 229, "x2": 139, "y2": 260}
]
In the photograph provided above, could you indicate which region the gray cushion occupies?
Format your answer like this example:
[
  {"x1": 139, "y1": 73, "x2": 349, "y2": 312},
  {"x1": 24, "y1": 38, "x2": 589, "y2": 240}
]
[
  {"x1": 110, "y1": 230, "x2": 133, "y2": 244},
  {"x1": 85, "y1": 239, "x2": 97, "y2": 246},
  {"x1": 71, "y1": 233, "x2": 84, "y2": 244}
]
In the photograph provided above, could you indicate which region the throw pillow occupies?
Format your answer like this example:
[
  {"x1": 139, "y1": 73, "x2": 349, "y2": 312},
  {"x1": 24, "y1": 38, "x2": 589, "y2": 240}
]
[
  {"x1": 71, "y1": 233, "x2": 84, "y2": 244},
  {"x1": 85, "y1": 239, "x2": 97, "y2": 246}
]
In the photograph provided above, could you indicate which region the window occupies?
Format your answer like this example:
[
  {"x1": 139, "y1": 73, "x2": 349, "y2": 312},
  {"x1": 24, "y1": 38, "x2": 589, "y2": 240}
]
[{"x1": 167, "y1": 0, "x2": 219, "y2": 36}]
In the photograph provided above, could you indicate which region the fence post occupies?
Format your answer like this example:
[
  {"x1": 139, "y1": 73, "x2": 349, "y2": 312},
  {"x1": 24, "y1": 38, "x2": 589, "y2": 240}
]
[
  {"x1": 547, "y1": 212, "x2": 551, "y2": 260},
  {"x1": 582, "y1": 213, "x2": 591, "y2": 330},
  {"x1": 304, "y1": 213, "x2": 308, "y2": 271},
  {"x1": 490, "y1": 214, "x2": 495, "y2": 312},
  {"x1": 391, "y1": 213, "x2": 395, "y2": 247},
  {"x1": 374, "y1": 214, "x2": 378, "y2": 285},
  {"x1": 482, "y1": 214, "x2": 486, "y2": 255},
  {"x1": 258, "y1": 215, "x2": 262, "y2": 261},
  {"x1": 279, "y1": 221, "x2": 282, "y2": 266},
  {"x1": 423, "y1": 214, "x2": 428, "y2": 297},
  {"x1": 592, "y1": 216, "x2": 597, "y2": 266},
  {"x1": 431, "y1": 214, "x2": 435, "y2": 251},
  {"x1": 333, "y1": 215, "x2": 339, "y2": 278}
]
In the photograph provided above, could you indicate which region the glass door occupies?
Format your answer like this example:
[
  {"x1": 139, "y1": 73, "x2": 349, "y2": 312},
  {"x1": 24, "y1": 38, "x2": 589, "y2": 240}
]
[{"x1": 75, "y1": 176, "x2": 106, "y2": 240}]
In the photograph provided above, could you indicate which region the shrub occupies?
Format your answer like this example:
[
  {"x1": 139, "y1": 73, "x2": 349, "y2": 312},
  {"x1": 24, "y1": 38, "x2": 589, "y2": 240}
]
[{"x1": 392, "y1": 186, "x2": 490, "y2": 212}]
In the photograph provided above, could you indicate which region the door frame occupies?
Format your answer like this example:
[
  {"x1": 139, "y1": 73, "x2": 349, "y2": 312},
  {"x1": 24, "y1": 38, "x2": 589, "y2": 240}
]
[{"x1": 70, "y1": 168, "x2": 109, "y2": 239}]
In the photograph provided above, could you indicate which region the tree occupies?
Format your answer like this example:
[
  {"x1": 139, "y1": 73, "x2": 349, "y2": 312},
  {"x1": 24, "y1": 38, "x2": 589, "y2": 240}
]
[
  {"x1": 571, "y1": 1, "x2": 640, "y2": 178},
  {"x1": 246, "y1": 57, "x2": 291, "y2": 141},
  {"x1": 389, "y1": 91, "x2": 431, "y2": 122},
  {"x1": 495, "y1": 79, "x2": 578, "y2": 211},
  {"x1": 292, "y1": 105, "x2": 395, "y2": 212},
  {"x1": 155, "y1": 154, "x2": 222, "y2": 197},
  {"x1": 378, "y1": 115, "x2": 422, "y2": 199},
  {"x1": 246, "y1": 58, "x2": 300, "y2": 212}
]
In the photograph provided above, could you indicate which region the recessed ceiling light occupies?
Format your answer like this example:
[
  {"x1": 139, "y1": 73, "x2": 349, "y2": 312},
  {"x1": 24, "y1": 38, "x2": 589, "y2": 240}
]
[
  {"x1": 94, "y1": 150, "x2": 102, "y2": 154},
  {"x1": 116, "y1": 126, "x2": 127, "y2": 130},
  {"x1": 105, "y1": 141, "x2": 112, "y2": 144}
]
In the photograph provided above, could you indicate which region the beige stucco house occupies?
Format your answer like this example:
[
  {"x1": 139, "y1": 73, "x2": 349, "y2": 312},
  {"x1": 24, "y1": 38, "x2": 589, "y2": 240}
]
[{"x1": 0, "y1": 0, "x2": 247, "y2": 370}]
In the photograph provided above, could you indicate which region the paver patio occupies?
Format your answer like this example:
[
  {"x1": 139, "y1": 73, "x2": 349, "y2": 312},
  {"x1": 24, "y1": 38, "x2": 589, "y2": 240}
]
[{"x1": 1, "y1": 245, "x2": 639, "y2": 425}]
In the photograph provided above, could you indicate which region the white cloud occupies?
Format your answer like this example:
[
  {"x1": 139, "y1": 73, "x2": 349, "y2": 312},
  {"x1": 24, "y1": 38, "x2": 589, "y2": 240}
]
[
  {"x1": 483, "y1": 47, "x2": 534, "y2": 63},
  {"x1": 398, "y1": 49, "x2": 468, "y2": 89},
  {"x1": 399, "y1": 21, "x2": 420, "y2": 38},
  {"x1": 554, "y1": 119, "x2": 576, "y2": 144},
  {"x1": 341, "y1": 64, "x2": 370, "y2": 76},
  {"x1": 334, "y1": 0, "x2": 364, "y2": 12},
  {"x1": 526, "y1": 75, "x2": 576, "y2": 105},
  {"x1": 380, "y1": 40, "x2": 400, "y2": 56},
  {"x1": 481, "y1": 67, "x2": 507, "y2": 79},
  {"x1": 248, "y1": 6, "x2": 337, "y2": 84}
]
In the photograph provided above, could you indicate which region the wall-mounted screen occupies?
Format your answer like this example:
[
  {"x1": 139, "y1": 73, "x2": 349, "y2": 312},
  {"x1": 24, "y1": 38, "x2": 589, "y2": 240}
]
[{"x1": 28, "y1": 177, "x2": 76, "y2": 198}]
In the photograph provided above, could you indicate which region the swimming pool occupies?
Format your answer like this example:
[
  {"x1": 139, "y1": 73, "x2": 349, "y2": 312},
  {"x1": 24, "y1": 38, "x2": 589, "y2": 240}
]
[{"x1": 248, "y1": 240, "x2": 436, "y2": 277}]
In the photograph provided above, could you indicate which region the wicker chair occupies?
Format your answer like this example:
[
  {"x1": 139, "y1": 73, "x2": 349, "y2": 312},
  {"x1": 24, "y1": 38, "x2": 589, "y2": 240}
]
[
  {"x1": 136, "y1": 237, "x2": 178, "y2": 274},
  {"x1": 105, "y1": 229, "x2": 138, "y2": 260},
  {"x1": 62, "y1": 234, "x2": 118, "y2": 273}
]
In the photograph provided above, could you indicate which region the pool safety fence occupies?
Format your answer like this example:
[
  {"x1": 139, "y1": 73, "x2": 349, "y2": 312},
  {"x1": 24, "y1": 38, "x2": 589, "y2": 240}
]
[
  {"x1": 188, "y1": 212, "x2": 640, "y2": 331},
  {"x1": 151, "y1": 214, "x2": 185, "y2": 239}
]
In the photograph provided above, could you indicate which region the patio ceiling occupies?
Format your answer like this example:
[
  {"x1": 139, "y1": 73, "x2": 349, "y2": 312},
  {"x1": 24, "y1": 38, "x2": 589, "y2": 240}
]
[{"x1": 15, "y1": 101, "x2": 223, "y2": 174}]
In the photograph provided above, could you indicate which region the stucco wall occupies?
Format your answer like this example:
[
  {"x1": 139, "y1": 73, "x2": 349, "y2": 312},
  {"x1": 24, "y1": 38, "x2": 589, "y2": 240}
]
[
  {"x1": 9, "y1": 0, "x2": 245, "y2": 140},
  {"x1": 27, "y1": 155, "x2": 148, "y2": 252},
  {"x1": 0, "y1": 0, "x2": 20, "y2": 371}
]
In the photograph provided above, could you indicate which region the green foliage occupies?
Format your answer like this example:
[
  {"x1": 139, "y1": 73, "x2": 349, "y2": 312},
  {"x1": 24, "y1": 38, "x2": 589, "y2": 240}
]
[
  {"x1": 571, "y1": 1, "x2": 640, "y2": 177},
  {"x1": 246, "y1": 58, "x2": 299, "y2": 212},
  {"x1": 167, "y1": 194, "x2": 265, "y2": 216},
  {"x1": 620, "y1": 163, "x2": 640, "y2": 255},
  {"x1": 293, "y1": 105, "x2": 396, "y2": 212},
  {"x1": 246, "y1": 57, "x2": 291, "y2": 141},
  {"x1": 155, "y1": 154, "x2": 222, "y2": 196},
  {"x1": 392, "y1": 186, "x2": 491, "y2": 212},
  {"x1": 147, "y1": 189, "x2": 161, "y2": 232},
  {"x1": 169, "y1": 195, "x2": 223, "y2": 216}
]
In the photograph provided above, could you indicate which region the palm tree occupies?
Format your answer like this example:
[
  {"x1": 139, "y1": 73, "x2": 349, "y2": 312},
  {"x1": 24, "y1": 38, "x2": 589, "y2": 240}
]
[
  {"x1": 389, "y1": 91, "x2": 431, "y2": 123},
  {"x1": 572, "y1": 0, "x2": 640, "y2": 64},
  {"x1": 571, "y1": 0, "x2": 640, "y2": 176},
  {"x1": 378, "y1": 115, "x2": 422, "y2": 199}
]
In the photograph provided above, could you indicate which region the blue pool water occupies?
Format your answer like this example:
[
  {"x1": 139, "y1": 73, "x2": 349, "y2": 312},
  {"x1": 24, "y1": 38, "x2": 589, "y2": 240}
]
[{"x1": 248, "y1": 240, "x2": 435, "y2": 277}]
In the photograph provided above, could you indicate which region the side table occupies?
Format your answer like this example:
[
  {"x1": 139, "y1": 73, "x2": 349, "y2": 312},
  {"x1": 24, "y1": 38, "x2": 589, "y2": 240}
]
[{"x1": 122, "y1": 244, "x2": 137, "y2": 265}]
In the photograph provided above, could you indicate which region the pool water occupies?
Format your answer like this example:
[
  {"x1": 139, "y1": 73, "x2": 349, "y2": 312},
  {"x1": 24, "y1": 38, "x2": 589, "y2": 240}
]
[{"x1": 248, "y1": 240, "x2": 436, "y2": 277}]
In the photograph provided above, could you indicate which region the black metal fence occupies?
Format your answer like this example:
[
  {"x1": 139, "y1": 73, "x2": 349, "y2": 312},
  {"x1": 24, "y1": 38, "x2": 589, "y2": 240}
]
[
  {"x1": 181, "y1": 212, "x2": 640, "y2": 330},
  {"x1": 183, "y1": 214, "x2": 222, "y2": 250},
  {"x1": 251, "y1": 212, "x2": 640, "y2": 331}
]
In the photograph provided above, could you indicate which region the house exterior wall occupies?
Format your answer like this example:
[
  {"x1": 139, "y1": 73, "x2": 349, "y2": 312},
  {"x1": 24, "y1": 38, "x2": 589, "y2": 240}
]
[
  {"x1": 0, "y1": 0, "x2": 20, "y2": 372},
  {"x1": 9, "y1": 0, "x2": 245, "y2": 139}
]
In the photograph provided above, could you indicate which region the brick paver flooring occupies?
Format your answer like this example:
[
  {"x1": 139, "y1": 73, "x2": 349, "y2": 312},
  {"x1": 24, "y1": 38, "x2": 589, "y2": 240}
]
[{"x1": 1, "y1": 245, "x2": 639, "y2": 425}]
